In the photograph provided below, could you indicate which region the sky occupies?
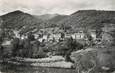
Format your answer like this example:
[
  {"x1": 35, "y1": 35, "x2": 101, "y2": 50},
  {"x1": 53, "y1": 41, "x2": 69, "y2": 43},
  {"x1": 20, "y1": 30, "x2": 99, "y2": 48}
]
[{"x1": 0, "y1": 0, "x2": 115, "y2": 15}]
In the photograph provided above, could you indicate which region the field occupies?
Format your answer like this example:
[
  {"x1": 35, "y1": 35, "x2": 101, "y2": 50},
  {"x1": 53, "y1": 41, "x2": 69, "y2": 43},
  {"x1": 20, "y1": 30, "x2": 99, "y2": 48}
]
[{"x1": 0, "y1": 63, "x2": 77, "y2": 73}]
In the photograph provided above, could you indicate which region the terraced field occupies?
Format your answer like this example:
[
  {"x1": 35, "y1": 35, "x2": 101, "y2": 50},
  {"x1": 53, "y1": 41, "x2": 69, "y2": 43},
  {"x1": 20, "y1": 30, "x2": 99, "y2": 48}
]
[{"x1": 0, "y1": 63, "x2": 77, "y2": 73}]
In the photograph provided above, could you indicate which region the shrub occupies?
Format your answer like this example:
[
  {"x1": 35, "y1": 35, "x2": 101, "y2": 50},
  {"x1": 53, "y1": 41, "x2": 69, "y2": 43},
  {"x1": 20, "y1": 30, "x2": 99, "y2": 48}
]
[
  {"x1": 70, "y1": 48, "x2": 98, "y2": 73},
  {"x1": 11, "y1": 38, "x2": 20, "y2": 56},
  {"x1": 27, "y1": 32, "x2": 35, "y2": 41}
]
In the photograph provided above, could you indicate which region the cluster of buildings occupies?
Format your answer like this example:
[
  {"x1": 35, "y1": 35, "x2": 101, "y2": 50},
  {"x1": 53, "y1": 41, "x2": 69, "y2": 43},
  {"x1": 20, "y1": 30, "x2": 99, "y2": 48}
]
[
  {"x1": 12, "y1": 28, "x2": 98, "y2": 43},
  {"x1": 2, "y1": 27, "x2": 104, "y2": 47},
  {"x1": 35, "y1": 30, "x2": 97, "y2": 42}
]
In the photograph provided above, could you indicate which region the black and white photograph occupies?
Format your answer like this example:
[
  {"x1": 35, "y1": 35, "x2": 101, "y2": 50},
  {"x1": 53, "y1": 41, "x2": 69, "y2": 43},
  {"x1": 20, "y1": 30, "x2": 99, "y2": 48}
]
[{"x1": 0, "y1": 0, "x2": 115, "y2": 73}]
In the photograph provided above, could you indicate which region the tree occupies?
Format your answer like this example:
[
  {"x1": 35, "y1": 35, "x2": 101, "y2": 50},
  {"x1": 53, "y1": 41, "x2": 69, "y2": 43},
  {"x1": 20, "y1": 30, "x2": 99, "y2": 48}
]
[
  {"x1": 61, "y1": 32, "x2": 65, "y2": 39},
  {"x1": 54, "y1": 37, "x2": 84, "y2": 61},
  {"x1": 0, "y1": 18, "x2": 3, "y2": 26},
  {"x1": 11, "y1": 38, "x2": 20, "y2": 56},
  {"x1": 65, "y1": 37, "x2": 84, "y2": 61},
  {"x1": 0, "y1": 44, "x2": 4, "y2": 58},
  {"x1": 96, "y1": 28, "x2": 102, "y2": 39},
  {"x1": 47, "y1": 33, "x2": 50, "y2": 41},
  {"x1": 102, "y1": 29, "x2": 115, "y2": 46},
  {"x1": 37, "y1": 47, "x2": 47, "y2": 58},
  {"x1": 85, "y1": 32, "x2": 94, "y2": 46},
  {"x1": 31, "y1": 40, "x2": 41, "y2": 58},
  {"x1": 0, "y1": 29, "x2": 5, "y2": 44},
  {"x1": 27, "y1": 32, "x2": 35, "y2": 41},
  {"x1": 22, "y1": 39, "x2": 32, "y2": 57}
]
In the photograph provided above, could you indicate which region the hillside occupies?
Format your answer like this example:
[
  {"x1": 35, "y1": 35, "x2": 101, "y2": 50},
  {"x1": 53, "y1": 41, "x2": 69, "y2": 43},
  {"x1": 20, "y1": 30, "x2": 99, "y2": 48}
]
[
  {"x1": 0, "y1": 11, "x2": 68, "y2": 34},
  {"x1": 0, "y1": 10, "x2": 45, "y2": 34},
  {"x1": 48, "y1": 15, "x2": 68, "y2": 23},
  {"x1": 0, "y1": 17, "x2": 3, "y2": 26},
  {"x1": 33, "y1": 14, "x2": 59, "y2": 21},
  {"x1": 59, "y1": 10, "x2": 115, "y2": 30},
  {"x1": 34, "y1": 14, "x2": 68, "y2": 28}
]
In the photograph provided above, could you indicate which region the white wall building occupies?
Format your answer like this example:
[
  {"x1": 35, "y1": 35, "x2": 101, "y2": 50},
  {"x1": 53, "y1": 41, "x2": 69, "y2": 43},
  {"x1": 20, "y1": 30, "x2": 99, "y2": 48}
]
[{"x1": 13, "y1": 30, "x2": 20, "y2": 38}]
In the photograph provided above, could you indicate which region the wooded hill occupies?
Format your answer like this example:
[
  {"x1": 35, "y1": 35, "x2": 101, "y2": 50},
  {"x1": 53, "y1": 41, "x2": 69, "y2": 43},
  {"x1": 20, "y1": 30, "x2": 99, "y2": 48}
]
[
  {"x1": 1, "y1": 10, "x2": 115, "y2": 34},
  {"x1": 59, "y1": 10, "x2": 115, "y2": 30},
  {"x1": 0, "y1": 10, "x2": 68, "y2": 34}
]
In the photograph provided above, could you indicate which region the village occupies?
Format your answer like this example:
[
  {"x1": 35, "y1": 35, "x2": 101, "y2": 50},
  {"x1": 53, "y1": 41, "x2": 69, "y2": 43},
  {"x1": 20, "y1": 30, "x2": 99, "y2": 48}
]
[
  {"x1": 11, "y1": 28, "x2": 97, "y2": 43},
  {"x1": 0, "y1": 8, "x2": 115, "y2": 73}
]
